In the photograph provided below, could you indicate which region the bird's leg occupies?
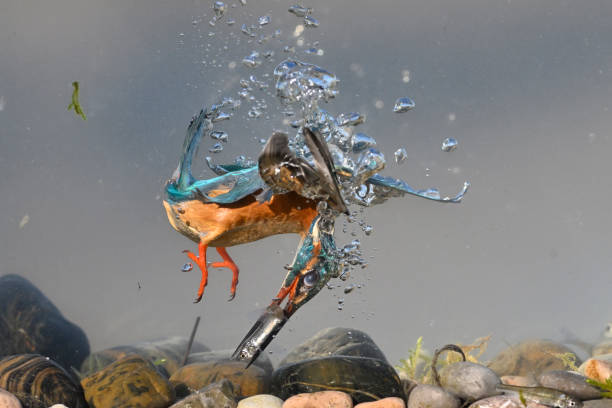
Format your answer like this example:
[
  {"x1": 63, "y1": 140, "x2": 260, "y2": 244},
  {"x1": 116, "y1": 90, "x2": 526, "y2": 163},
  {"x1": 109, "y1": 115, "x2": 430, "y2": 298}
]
[
  {"x1": 210, "y1": 247, "x2": 240, "y2": 301},
  {"x1": 182, "y1": 242, "x2": 209, "y2": 303}
]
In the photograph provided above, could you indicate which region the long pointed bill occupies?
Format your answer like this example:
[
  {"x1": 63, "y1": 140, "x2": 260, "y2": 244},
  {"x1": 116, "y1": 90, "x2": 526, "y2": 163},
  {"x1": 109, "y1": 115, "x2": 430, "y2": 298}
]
[{"x1": 231, "y1": 304, "x2": 288, "y2": 368}]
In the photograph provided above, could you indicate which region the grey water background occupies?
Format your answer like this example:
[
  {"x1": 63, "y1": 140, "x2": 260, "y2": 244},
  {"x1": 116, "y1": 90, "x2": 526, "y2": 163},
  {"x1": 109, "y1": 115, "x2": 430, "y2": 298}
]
[{"x1": 2, "y1": 0, "x2": 612, "y2": 365}]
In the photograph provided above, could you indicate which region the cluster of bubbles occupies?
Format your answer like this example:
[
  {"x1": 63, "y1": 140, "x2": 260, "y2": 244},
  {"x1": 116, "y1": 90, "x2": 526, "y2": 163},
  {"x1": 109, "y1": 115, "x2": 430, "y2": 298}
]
[{"x1": 180, "y1": 2, "x2": 464, "y2": 309}]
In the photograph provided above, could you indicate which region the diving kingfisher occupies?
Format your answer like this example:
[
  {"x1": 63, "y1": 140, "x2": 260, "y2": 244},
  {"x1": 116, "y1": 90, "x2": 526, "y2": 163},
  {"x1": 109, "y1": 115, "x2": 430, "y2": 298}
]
[{"x1": 163, "y1": 108, "x2": 349, "y2": 316}]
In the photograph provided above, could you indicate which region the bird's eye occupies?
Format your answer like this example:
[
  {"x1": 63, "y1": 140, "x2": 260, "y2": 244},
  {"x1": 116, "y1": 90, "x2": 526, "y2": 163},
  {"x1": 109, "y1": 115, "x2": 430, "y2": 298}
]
[{"x1": 303, "y1": 271, "x2": 319, "y2": 287}]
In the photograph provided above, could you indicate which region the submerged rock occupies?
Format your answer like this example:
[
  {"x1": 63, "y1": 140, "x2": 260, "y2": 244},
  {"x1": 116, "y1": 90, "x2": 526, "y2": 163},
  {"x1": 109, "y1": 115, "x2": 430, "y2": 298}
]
[
  {"x1": 170, "y1": 360, "x2": 269, "y2": 399},
  {"x1": 282, "y1": 391, "x2": 352, "y2": 408},
  {"x1": 500, "y1": 375, "x2": 538, "y2": 387},
  {"x1": 81, "y1": 336, "x2": 209, "y2": 377},
  {"x1": 0, "y1": 388, "x2": 22, "y2": 408},
  {"x1": 188, "y1": 349, "x2": 274, "y2": 376},
  {"x1": 237, "y1": 394, "x2": 283, "y2": 408},
  {"x1": 438, "y1": 361, "x2": 500, "y2": 401},
  {"x1": 0, "y1": 354, "x2": 87, "y2": 408},
  {"x1": 407, "y1": 384, "x2": 460, "y2": 408},
  {"x1": 80, "y1": 354, "x2": 174, "y2": 408},
  {"x1": 467, "y1": 396, "x2": 522, "y2": 408},
  {"x1": 0, "y1": 274, "x2": 90, "y2": 371},
  {"x1": 488, "y1": 340, "x2": 581, "y2": 377},
  {"x1": 579, "y1": 355, "x2": 612, "y2": 383},
  {"x1": 355, "y1": 397, "x2": 406, "y2": 408},
  {"x1": 593, "y1": 340, "x2": 612, "y2": 357},
  {"x1": 584, "y1": 400, "x2": 612, "y2": 408},
  {"x1": 536, "y1": 370, "x2": 601, "y2": 400},
  {"x1": 272, "y1": 356, "x2": 404, "y2": 404},
  {"x1": 280, "y1": 327, "x2": 387, "y2": 366},
  {"x1": 170, "y1": 379, "x2": 237, "y2": 408}
]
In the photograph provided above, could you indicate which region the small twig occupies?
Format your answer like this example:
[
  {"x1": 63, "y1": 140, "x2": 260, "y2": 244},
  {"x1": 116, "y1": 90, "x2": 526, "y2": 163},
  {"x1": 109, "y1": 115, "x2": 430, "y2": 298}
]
[
  {"x1": 182, "y1": 316, "x2": 201, "y2": 366},
  {"x1": 432, "y1": 344, "x2": 466, "y2": 387}
]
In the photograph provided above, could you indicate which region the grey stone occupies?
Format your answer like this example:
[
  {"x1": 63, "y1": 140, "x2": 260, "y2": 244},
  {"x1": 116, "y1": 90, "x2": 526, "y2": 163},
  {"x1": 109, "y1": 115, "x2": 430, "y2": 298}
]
[
  {"x1": 170, "y1": 379, "x2": 237, "y2": 408},
  {"x1": 593, "y1": 340, "x2": 612, "y2": 357},
  {"x1": 537, "y1": 370, "x2": 602, "y2": 400},
  {"x1": 407, "y1": 384, "x2": 460, "y2": 408},
  {"x1": 439, "y1": 361, "x2": 501, "y2": 401},
  {"x1": 280, "y1": 327, "x2": 388, "y2": 366}
]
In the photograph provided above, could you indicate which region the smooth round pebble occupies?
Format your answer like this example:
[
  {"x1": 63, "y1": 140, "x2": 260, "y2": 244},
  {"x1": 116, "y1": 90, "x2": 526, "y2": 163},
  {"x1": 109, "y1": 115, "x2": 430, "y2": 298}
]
[
  {"x1": 407, "y1": 384, "x2": 460, "y2": 408},
  {"x1": 355, "y1": 397, "x2": 405, "y2": 408},
  {"x1": 468, "y1": 396, "x2": 522, "y2": 408},
  {"x1": 537, "y1": 370, "x2": 602, "y2": 400},
  {"x1": 238, "y1": 394, "x2": 284, "y2": 408},
  {"x1": 500, "y1": 375, "x2": 538, "y2": 387},
  {"x1": 439, "y1": 361, "x2": 501, "y2": 400},
  {"x1": 282, "y1": 391, "x2": 352, "y2": 408},
  {"x1": 0, "y1": 388, "x2": 21, "y2": 408}
]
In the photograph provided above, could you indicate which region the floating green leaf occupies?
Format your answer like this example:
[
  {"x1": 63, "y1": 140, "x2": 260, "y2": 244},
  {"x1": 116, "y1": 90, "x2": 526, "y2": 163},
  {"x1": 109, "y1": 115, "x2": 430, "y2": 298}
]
[{"x1": 67, "y1": 81, "x2": 86, "y2": 120}]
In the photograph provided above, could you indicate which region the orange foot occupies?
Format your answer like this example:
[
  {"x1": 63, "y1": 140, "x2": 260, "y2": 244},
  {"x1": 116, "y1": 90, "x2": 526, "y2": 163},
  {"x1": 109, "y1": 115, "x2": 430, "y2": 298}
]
[{"x1": 183, "y1": 244, "x2": 240, "y2": 302}]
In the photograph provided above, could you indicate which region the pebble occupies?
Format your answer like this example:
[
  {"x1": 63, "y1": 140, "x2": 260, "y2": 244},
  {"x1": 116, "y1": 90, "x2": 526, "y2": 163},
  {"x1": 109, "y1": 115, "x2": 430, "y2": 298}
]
[
  {"x1": 272, "y1": 356, "x2": 404, "y2": 404},
  {"x1": 238, "y1": 394, "x2": 284, "y2": 408},
  {"x1": 280, "y1": 327, "x2": 388, "y2": 366},
  {"x1": 579, "y1": 356, "x2": 612, "y2": 383},
  {"x1": 0, "y1": 354, "x2": 86, "y2": 408},
  {"x1": 187, "y1": 350, "x2": 274, "y2": 377},
  {"x1": 500, "y1": 375, "x2": 538, "y2": 387},
  {"x1": 81, "y1": 355, "x2": 174, "y2": 408},
  {"x1": 0, "y1": 388, "x2": 21, "y2": 408},
  {"x1": 536, "y1": 370, "x2": 602, "y2": 400},
  {"x1": 170, "y1": 379, "x2": 237, "y2": 408},
  {"x1": 438, "y1": 361, "x2": 500, "y2": 401},
  {"x1": 355, "y1": 397, "x2": 406, "y2": 408},
  {"x1": 593, "y1": 340, "x2": 612, "y2": 356},
  {"x1": 488, "y1": 339, "x2": 581, "y2": 376},
  {"x1": 468, "y1": 396, "x2": 522, "y2": 408},
  {"x1": 170, "y1": 360, "x2": 269, "y2": 399},
  {"x1": 282, "y1": 391, "x2": 352, "y2": 408},
  {"x1": 584, "y1": 400, "x2": 612, "y2": 408},
  {"x1": 407, "y1": 385, "x2": 459, "y2": 408},
  {"x1": 0, "y1": 274, "x2": 90, "y2": 370},
  {"x1": 80, "y1": 336, "x2": 209, "y2": 377}
]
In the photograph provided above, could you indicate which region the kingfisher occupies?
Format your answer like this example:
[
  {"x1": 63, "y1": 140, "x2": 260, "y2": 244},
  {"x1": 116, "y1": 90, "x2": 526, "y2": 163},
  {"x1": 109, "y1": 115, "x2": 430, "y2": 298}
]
[
  {"x1": 163, "y1": 108, "x2": 350, "y2": 316},
  {"x1": 163, "y1": 107, "x2": 469, "y2": 316}
]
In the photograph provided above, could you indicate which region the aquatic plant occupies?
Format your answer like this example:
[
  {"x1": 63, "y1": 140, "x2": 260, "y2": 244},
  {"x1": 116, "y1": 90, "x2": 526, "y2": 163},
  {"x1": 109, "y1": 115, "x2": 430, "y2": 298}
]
[
  {"x1": 586, "y1": 375, "x2": 612, "y2": 399},
  {"x1": 67, "y1": 81, "x2": 86, "y2": 120},
  {"x1": 396, "y1": 335, "x2": 491, "y2": 384}
]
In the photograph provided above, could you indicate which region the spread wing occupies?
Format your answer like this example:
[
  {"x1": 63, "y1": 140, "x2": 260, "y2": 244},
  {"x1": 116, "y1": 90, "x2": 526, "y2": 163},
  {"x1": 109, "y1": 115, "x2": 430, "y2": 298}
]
[{"x1": 258, "y1": 129, "x2": 348, "y2": 214}]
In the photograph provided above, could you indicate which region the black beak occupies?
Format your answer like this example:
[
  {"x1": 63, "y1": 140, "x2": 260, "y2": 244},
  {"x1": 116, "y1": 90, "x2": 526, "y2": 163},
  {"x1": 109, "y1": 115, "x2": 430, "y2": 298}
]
[{"x1": 231, "y1": 304, "x2": 288, "y2": 368}]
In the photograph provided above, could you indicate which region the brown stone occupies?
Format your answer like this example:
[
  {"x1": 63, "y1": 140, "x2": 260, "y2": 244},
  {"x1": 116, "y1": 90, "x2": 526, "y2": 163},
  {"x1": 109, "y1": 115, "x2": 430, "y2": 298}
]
[
  {"x1": 354, "y1": 397, "x2": 405, "y2": 408},
  {"x1": 0, "y1": 388, "x2": 22, "y2": 408},
  {"x1": 80, "y1": 355, "x2": 174, "y2": 408},
  {"x1": 282, "y1": 391, "x2": 352, "y2": 408},
  {"x1": 487, "y1": 339, "x2": 580, "y2": 376},
  {"x1": 170, "y1": 360, "x2": 269, "y2": 399},
  {"x1": 579, "y1": 357, "x2": 612, "y2": 382}
]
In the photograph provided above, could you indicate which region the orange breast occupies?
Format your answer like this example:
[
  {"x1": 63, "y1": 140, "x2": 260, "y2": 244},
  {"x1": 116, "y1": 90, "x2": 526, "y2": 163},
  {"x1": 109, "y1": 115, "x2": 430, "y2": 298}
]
[{"x1": 163, "y1": 191, "x2": 318, "y2": 247}]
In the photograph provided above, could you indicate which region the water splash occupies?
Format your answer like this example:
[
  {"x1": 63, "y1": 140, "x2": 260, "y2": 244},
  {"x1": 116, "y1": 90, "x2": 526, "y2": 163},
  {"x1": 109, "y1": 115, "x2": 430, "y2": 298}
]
[
  {"x1": 394, "y1": 148, "x2": 407, "y2": 164},
  {"x1": 441, "y1": 137, "x2": 458, "y2": 152},
  {"x1": 393, "y1": 97, "x2": 415, "y2": 113}
]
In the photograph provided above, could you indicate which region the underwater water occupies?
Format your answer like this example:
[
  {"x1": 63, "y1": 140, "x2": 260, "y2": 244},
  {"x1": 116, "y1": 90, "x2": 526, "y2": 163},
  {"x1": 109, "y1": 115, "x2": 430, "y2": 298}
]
[{"x1": 2, "y1": 0, "x2": 612, "y2": 370}]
